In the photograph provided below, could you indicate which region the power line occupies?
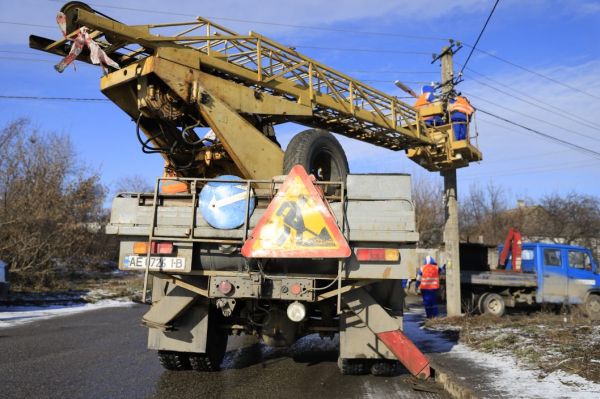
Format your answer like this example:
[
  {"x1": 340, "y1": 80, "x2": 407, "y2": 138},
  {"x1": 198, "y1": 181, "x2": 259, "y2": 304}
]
[
  {"x1": 349, "y1": 70, "x2": 437, "y2": 75},
  {"x1": 0, "y1": 20, "x2": 55, "y2": 29},
  {"x1": 362, "y1": 79, "x2": 429, "y2": 84},
  {"x1": 462, "y1": 156, "x2": 599, "y2": 180},
  {"x1": 80, "y1": 2, "x2": 449, "y2": 42},
  {"x1": 460, "y1": 0, "x2": 500, "y2": 75},
  {"x1": 293, "y1": 45, "x2": 431, "y2": 56},
  {"x1": 17, "y1": 2, "x2": 600, "y2": 100},
  {"x1": 0, "y1": 95, "x2": 109, "y2": 102},
  {"x1": 0, "y1": 56, "x2": 56, "y2": 63},
  {"x1": 461, "y1": 159, "x2": 597, "y2": 181},
  {"x1": 0, "y1": 53, "x2": 434, "y2": 80},
  {"x1": 475, "y1": 118, "x2": 567, "y2": 163},
  {"x1": 477, "y1": 107, "x2": 600, "y2": 160},
  {"x1": 465, "y1": 66, "x2": 598, "y2": 130},
  {"x1": 0, "y1": 50, "x2": 48, "y2": 56},
  {"x1": 464, "y1": 46, "x2": 600, "y2": 101},
  {"x1": 465, "y1": 75, "x2": 600, "y2": 133},
  {"x1": 465, "y1": 91, "x2": 600, "y2": 143}
]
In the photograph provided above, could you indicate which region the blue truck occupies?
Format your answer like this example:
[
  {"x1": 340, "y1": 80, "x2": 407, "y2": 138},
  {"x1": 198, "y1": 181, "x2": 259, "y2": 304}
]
[{"x1": 461, "y1": 243, "x2": 600, "y2": 318}]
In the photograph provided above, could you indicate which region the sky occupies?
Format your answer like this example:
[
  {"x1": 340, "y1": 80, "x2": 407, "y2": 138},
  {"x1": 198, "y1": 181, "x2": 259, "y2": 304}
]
[{"x1": 0, "y1": 0, "x2": 599, "y2": 206}]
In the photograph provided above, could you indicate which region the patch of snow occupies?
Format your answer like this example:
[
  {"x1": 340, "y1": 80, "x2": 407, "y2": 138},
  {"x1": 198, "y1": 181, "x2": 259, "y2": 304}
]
[
  {"x1": 405, "y1": 308, "x2": 600, "y2": 399},
  {"x1": 0, "y1": 298, "x2": 134, "y2": 329},
  {"x1": 449, "y1": 343, "x2": 600, "y2": 399}
]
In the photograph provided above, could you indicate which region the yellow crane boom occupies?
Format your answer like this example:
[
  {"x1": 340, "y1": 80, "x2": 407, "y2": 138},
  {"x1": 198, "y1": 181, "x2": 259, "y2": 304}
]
[{"x1": 30, "y1": 2, "x2": 481, "y2": 178}]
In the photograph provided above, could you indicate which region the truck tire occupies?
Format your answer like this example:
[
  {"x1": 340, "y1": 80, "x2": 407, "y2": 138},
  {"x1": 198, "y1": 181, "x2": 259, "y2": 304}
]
[
  {"x1": 370, "y1": 360, "x2": 399, "y2": 376},
  {"x1": 477, "y1": 293, "x2": 489, "y2": 314},
  {"x1": 189, "y1": 316, "x2": 229, "y2": 372},
  {"x1": 585, "y1": 294, "x2": 600, "y2": 321},
  {"x1": 337, "y1": 358, "x2": 370, "y2": 375},
  {"x1": 284, "y1": 129, "x2": 349, "y2": 195},
  {"x1": 158, "y1": 350, "x2": 191, "y2": 371},
  {"x1": 482, "y1": 293, "x2": 505, "y2": 317}
]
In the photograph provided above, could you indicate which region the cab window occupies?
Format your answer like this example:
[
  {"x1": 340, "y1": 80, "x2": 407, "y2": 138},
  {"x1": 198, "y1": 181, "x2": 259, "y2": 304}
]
[
  {"x1": 568, "y1": 250, "x2": 585, "y2": 269},
  {"x1": 543, "y1": 249, "x2": 561, "y2": 267}
]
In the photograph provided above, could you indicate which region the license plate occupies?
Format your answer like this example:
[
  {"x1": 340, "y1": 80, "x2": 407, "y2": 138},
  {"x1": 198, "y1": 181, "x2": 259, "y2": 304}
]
[{"x1": 123, "y1": 256, "x2": 186, "y2": 271}]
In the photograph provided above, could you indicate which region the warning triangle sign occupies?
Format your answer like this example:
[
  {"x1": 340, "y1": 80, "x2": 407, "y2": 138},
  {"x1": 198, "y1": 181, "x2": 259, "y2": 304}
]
[{"x1": 241, "y1": 165, "x2": 351, "y2": 259}]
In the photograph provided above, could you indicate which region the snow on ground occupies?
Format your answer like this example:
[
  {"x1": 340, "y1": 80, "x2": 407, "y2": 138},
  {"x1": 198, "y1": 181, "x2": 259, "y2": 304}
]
[
  {"x1": 404, "y1": 308, "x2": 600, "y2": 399},
  {"x1": 0, "y1": 298, "x2": 135, "y2": 329},
  {"x1": 448, "y1": 343, "x2": 600, "y2": 399}
]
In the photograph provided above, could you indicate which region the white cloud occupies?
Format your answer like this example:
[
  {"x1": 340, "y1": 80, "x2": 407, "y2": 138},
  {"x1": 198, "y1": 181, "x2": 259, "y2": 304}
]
[
  {"x1": 570, "y1": 0, "x2": 600, "y2": 16},
  {"x1": 1, "y1": 0, "x2": 486, "y2": 46}
]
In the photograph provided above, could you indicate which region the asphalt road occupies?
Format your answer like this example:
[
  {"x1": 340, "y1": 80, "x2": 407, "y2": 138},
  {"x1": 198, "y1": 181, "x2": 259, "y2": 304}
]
[{"x1": 0, "y1": 304, "x2": 449, "y2": 399}]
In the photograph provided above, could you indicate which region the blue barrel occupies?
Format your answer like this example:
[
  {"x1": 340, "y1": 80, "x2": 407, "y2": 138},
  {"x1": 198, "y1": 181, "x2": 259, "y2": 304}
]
[{"x1": 199, "y1": 175, "x2": 255, "y2": 229}]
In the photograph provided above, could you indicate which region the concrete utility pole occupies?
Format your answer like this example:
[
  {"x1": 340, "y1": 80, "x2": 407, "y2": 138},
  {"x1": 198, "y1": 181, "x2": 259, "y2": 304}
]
[{"x1": 439, "y1": 45, "x2": 461, "y2": 316}]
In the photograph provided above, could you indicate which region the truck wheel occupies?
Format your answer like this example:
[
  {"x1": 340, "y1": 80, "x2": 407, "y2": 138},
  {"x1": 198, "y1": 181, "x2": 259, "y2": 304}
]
[
  {"x1": 370, "y1": 360, "x2": 399, "y2": 376},
  {"x1": 585, "y1": 294, "x2": 600, "y2": 321},
  {"x1": 482, "y1": 293, "x2": 505, "y2": 317},
  {"x1": 158, "y1": 350, "x2": 191, "y2": 371},
  {"x1": 284, "y1": 129, "x2": 349, "y2": 195},
  {"x1": 189, "y1": 318, "x2": 229, "y2": 372},
  {"x1": 477, "y1": 293, "x2": 489, "y2": 314},
  {"x1": 337, "y1": 358, "x2": 370, "y2": 375}
]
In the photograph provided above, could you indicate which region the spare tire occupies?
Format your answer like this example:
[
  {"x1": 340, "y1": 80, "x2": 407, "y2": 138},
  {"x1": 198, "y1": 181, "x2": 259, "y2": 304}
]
[{"x1": 283, "y1": 129, "x2": 349, "y2": 194}]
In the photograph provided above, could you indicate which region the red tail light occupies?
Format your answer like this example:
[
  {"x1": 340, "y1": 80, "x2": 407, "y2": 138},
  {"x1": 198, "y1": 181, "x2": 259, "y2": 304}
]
[
  {"x1": 356, "y1": 248, "x2": 400, "y2": 262},
  {"x1": 133, "y1": 241, "x2": 174, "y2": 255}
]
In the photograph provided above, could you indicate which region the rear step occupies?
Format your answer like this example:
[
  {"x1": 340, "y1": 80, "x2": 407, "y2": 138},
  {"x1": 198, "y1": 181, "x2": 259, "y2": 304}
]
[{"x1": 342, "y1": 288, "x2": 431, "y2": 379}]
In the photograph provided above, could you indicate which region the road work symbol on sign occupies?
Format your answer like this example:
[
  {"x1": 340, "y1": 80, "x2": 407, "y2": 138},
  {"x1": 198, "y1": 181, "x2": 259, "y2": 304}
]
[{"x1": 241, "y1": 165, "x2": 351, "y2": 258}]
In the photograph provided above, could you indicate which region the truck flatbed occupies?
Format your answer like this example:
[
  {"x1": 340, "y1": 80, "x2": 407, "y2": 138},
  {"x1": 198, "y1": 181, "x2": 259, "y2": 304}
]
[{"x1": 461, "y1": 270, "x2": 537, "y2": 288}]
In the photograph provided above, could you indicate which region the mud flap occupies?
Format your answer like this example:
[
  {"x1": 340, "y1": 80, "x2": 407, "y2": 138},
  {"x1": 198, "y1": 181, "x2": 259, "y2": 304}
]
[
  {"x1": 341, "y1": 287, "x2": 431, "y2": 379},
  {"x1": 142, "y1": 284, "x2": 199, "y2": 329}
]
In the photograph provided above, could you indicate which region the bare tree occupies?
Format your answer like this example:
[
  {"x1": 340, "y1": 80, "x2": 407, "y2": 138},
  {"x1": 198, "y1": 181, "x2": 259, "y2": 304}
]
[
  {"x1": 460, "y1": 182, "x2": 510, "y2": 244},
  {"x1": 412, "y1": 176, "x2": 444, "y2": 247},
  {"x1": 113, "y1": 175, "x2": 153, "y2": 194},
  {"x1": 537, "y1": 193, "x2": 600, "y2": 245},
  {"x1": 0, "y1": 119, "x2": 111, "y2": 289}
]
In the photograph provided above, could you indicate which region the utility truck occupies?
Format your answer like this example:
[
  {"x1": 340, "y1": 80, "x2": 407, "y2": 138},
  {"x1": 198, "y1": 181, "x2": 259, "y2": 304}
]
[
  {"x1": 462, "y1": 242, "x2": 600, "y2": 319},
  {"x1": 30, "y1": 2, "x2": 481, "y2": 377}
]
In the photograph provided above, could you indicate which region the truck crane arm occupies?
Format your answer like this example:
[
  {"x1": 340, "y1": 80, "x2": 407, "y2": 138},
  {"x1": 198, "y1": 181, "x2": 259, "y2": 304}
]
[{"x1": 30, "y1": 2, "x2": 481, "y2": 179}]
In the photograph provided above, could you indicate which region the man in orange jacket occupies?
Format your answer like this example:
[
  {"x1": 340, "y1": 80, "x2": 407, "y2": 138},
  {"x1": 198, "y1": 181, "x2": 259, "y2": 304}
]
[
  {"x1": 414, "y1": 85, "x2": 443, "y2": 126},
  {"x1": 417, "y1": 255, "x2": 442, "y2": 318},
  {"x1": 447, "y1": 94, "x2": 475, "y2": 140}
]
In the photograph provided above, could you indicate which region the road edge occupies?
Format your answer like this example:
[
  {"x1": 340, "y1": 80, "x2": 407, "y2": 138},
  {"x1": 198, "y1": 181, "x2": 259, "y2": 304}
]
[{"x1": 430, "y1": 361, "x2": 478, "y2": 399}]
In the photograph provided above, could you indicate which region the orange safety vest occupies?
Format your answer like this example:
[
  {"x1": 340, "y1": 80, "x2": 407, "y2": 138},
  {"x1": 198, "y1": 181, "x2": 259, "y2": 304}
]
[
  {"x1": 419, "y1": 263, "x2": 440, "y2": 290},
  {"x1": 448, "y1": 96, "x2": 475, "y2": 116},
  {"x1": 414, "y1": 93, "x2": 434, "y2": 121}
]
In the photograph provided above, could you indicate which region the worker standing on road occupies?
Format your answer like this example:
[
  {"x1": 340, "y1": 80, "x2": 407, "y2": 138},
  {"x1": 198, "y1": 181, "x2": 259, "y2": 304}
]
[
  {"x1": 447, "y1": 93, "x2": 475, "y2": 140},
  {"x1": 414, "y1": 85, "x2": 444, "y2": 126},
  {"x1": 417, "y1": 256, "x2": 441, "y2": 318}
]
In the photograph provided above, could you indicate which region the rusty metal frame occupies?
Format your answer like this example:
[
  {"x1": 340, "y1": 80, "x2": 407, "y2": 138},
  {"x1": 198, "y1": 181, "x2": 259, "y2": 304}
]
[{"x1": 30, "y1": 5, "x2": 482, "y2": 172}]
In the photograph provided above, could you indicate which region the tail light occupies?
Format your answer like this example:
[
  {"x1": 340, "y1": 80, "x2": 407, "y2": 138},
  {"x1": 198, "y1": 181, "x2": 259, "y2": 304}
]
[
  {"x1": 133, "y1": 241, "x2": 174, "y2": 255},
  {"x1": 356, "y1": 248, "x2": 400, "y2": 262}
]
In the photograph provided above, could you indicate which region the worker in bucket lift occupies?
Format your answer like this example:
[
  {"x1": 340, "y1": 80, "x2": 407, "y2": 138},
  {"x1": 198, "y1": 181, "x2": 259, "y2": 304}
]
[
  {"x1": 416, "y1": 256, "x2": 442, "y2": 318},
  {"x1": 413, "y1": 85, "x2": 444, "y2": 126},
  {"x1": 447, "y1": 93, "x2": 475, "y2": 140}
]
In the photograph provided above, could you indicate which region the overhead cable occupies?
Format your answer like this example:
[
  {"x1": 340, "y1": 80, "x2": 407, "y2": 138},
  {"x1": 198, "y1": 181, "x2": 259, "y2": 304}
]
[
  {"x1": 477, "y1": 108, "x2": 600, "y2": 160},
  {"x1": 80, "y1": 2, "x2": 449, "y2": 41},
  {"x1": 0, "y1": 95, "x2": 109, "y2": 102},
  {"x1": 465, "y1": 66, "x2": 598, "y2": 130},
  {"x1": 459, "y1": 0, "x2": 501, "y2": 74},
  {"x1": 465, "y1": 92, "x2": 600, "y2": 143}
]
